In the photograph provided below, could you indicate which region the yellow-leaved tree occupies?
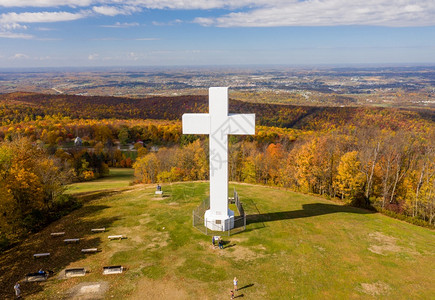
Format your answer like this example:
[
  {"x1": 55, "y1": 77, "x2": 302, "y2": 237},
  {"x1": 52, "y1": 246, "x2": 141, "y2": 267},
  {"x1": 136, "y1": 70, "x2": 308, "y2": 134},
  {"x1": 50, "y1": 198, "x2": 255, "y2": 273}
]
[
  {"x1": 334, "y1": 151, "x2": 366, "y2": 204},
  {"x1": 0, "y1": 137, "x2": 73, "y2": 249},
  {"x1": 133, "y1": 153, "x2": 159, "y2": 183}
]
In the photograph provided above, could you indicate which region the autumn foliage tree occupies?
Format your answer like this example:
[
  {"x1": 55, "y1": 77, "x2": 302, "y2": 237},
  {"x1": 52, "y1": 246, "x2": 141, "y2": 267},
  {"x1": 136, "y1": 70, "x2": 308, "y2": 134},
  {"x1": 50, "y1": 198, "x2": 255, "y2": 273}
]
[
  {"x1": 0, "y1": 138, "x2": 74, "y2": 249},
  {"x1": 334, "y1": 151, "x2": 366, "y2": 205},
  {"x1": 133, "y1": 140, "x2": 208, "y2": 184}
]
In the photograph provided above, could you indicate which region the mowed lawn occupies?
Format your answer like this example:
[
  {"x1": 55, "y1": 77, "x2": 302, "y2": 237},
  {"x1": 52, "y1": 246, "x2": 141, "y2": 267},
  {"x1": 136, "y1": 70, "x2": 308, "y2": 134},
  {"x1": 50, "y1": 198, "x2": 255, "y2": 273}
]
[
  {"x1": 65, "y1": 168, "x2": 134, "y2": 194},
  {"x1": 1, "y1": 169, "x2": 434, "y2": 299}
]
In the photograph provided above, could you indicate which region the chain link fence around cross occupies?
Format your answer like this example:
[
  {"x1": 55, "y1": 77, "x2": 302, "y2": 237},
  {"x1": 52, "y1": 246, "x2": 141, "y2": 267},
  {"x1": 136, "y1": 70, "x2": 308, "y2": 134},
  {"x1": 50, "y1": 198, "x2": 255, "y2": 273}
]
[{"x1": 192, "y1": 189, "x2": 246, "y2": 236}]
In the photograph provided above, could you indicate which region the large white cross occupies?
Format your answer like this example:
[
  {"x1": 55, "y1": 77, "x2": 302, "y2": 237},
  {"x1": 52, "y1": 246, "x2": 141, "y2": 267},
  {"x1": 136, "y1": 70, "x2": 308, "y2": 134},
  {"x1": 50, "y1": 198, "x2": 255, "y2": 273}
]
[{"x1": 182, "y1": 87, "x2": 255, "y2": 231}]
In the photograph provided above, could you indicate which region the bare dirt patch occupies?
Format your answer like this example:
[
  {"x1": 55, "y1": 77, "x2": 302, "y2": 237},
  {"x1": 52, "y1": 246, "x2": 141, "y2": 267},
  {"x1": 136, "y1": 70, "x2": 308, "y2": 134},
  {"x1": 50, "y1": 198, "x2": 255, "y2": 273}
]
[
  {"x1": 359, "y1": 281, "x2": 391, "y2": 296},
  {"x1": 219, "y1": 245, "x2": 265, "y2": 261},
  {"x1": 130, "y1": 278, "x2": 188, "y2": 299},
  {"x1": 368, "y1": 232, "x2": 402, "y2": 255},
  {"x1": 66, "y1": 281, "x2": 108, "y2": 299},
  {"x1": 151, "y1": 197, "x2": 164, "y2": 200},
  {"x1": 230, "y1": 237, "x2": 249, "y2": 244},
  {"x1": 198, "y1": 239, "x2": 266, "y2": 261},
  {"x1": 145, "y1": 231, "x2": 170, "y2": 250}
]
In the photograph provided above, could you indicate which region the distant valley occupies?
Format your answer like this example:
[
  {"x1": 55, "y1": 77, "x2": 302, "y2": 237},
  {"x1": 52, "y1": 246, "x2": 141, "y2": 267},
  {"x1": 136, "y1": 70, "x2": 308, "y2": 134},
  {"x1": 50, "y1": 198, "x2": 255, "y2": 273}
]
[{"x1": 1, "y1": 65, "x2": 434, "y2": 108}]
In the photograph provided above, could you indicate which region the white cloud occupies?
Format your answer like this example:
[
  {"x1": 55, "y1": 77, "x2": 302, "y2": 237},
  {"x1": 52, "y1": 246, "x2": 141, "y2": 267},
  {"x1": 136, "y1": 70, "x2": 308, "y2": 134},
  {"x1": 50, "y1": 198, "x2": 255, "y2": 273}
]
[
  {"x1": 0, "y1": 31, "x2": 33, "y2": 38},
  {"x1": 0, "y1": 0, "x2": 271, "y2": 9},
  {"x1": 0, "y1": 10, "x2": 87, "y2": 39},
  {"x1": 36, "y1": 55, "x2": 53, "y2": 60},
  {"x1": 36, "y1": 27, "x2": 57, "y2": 31},
  {"x1": 92, "y1": 5, "x2": 141, "y2": 16},
  {"x1": 1, "y1": 23, "x2": 28, "y2": 30},
  {"x1": 0, "y1": 11, "x2": 87, "y2": 24},
  {"x1": 0, "y1": 21, "x2": 30, "y2": 39},
  {"x1": 0, "y1": 0, "x2": 258, "y2": 9},
  {"x1": 192, "y1": 17, "x2": 214, "y2": 27},
  {"x1": 0, "y1": 0, "x2": 94, "y2": 7},
  {"x1": 10, "y1": 53, "x2": 30, "y2": 59},
  {"x1": 88, "y1": 53, "x2": 99, "y2": 60},
  {"x1": 101, "y1": 22, "x2": 139, "y2": 28},
  {"x1": 193, "y1": 1, "x2": 435, "y2": 27},
  {"x1": 117, "y1": 0, "x2": 271, "y2": 10},
  {"x1": 152, "y1": 19, "x2": 183, "y2": 26},
  {"x1": 128, "y1": 52, "x2": 138, "y2": 60},
  {"x1": 0, "y1": 0, "x2": 434, "y2": 30}
]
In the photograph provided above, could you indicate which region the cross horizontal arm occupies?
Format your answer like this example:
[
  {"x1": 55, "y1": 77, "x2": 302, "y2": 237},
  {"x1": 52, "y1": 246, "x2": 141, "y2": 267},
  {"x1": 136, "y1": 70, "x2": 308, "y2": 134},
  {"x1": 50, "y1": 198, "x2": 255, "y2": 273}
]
[
  {"x1": 182, "y1": 113, "x2": 210, "y2": 134},
  {"x1": 228, "y1": 114, "x2": 255, "y2": 135}
]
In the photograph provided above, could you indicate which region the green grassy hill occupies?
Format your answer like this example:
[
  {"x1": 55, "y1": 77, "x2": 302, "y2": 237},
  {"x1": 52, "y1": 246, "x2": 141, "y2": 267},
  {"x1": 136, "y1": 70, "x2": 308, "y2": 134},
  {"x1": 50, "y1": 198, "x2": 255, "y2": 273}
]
[
  {"x1": 65, "y1": 168, "x2": 134, "y2": 194},
  {"x1": 0, "y1": 170, "x2": 434, "y2": 299}
]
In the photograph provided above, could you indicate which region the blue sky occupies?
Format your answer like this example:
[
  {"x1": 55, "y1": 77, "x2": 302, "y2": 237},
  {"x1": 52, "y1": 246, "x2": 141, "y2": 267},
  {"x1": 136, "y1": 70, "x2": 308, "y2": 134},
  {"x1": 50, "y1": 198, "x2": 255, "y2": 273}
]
[{"x1": 0, "y1": 0, "x2": 434, "y2": 68}]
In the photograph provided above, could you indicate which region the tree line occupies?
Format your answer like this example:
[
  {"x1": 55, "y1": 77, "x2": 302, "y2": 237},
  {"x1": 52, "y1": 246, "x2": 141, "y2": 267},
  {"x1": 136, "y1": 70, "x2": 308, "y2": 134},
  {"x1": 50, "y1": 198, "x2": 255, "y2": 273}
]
[
  {"x1": 0, "y1": 115, "x2": 300, "y2": 149},
  {"x1": 134, "y1": 127, "x2": 435, "y2": 226}
]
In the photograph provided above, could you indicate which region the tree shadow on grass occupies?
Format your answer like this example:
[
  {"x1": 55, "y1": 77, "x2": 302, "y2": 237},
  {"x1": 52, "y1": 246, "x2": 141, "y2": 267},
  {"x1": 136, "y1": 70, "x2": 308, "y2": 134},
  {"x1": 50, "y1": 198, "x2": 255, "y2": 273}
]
[
  {"x1": 0, "y1": 204, "x2": 120, "y2": 299},
  {"x1": 73, "y1": 190, "x2": 122, "y2": 202},
  {"x1": 247, "y1": 203, "x2": 374, "y2": 225}
]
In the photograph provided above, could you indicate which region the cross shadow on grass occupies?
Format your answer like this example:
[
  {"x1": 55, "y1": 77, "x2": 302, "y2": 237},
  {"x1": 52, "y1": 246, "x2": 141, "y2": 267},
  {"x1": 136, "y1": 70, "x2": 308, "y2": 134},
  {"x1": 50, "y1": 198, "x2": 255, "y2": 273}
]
[{"x1": 247, "y1": 203, "x2": 374, "y2": 224}]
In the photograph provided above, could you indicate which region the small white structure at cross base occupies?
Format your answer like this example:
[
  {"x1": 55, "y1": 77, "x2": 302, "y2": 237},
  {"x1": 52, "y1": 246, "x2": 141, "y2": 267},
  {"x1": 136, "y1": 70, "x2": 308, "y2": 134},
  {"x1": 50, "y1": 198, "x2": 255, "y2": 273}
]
[{"x1": 183, "y1": 87, "x2": 255, "y2": 231}]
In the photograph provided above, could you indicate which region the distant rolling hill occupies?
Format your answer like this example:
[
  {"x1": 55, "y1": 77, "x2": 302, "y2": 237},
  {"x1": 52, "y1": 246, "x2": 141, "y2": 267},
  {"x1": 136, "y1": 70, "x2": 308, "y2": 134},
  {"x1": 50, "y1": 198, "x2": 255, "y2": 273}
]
[{"x1": 1, "y1": 92, "x2": 435, "y2": 131}]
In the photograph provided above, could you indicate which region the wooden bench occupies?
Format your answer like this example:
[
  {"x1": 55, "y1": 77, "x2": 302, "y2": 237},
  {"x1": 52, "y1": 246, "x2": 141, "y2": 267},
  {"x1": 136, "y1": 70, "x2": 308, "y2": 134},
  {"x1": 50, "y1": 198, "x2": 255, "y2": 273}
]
[
  {"x1": 50, "y1": 232, "x2": 65, "y2": 237},
  {"x1": 91, "y1": 228, "x2": 105, "y2": 233},
  {"x1": 81, "y1": 248, "x2": 99, "y2": 253},
  {"x1": 155, "y1": 190, "x2": 163, "y2": 195},
  {"x1": 65, "y1": 268, "x2": 86, "y2": 278},
  {"x1": 33, "y1": 253, "x2": 50, "y2": 258},
  {"x1": 26, "y1": 272, "x2": 48, "y2": 282},
  {"x1": 108, "y1": 235, "x2": 126, "y2": 240},
  {"x1": 64, "y1": 238, "x2": 80, "y2": 243},
  {"x1": 103, "y1": 265, "x2": 123, "y2": 275}
]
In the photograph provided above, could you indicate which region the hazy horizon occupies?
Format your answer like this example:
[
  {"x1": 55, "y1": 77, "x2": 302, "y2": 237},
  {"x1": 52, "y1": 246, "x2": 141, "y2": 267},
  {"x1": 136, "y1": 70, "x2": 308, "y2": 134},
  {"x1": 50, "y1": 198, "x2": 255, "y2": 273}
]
[{"x1": 1, "y1": 62, "x2": 435, "y2": 73}]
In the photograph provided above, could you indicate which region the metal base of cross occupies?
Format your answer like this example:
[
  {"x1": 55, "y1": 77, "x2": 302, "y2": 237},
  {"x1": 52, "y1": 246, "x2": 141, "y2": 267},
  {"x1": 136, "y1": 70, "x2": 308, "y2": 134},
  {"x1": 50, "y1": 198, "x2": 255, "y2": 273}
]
[{"x1": 204, "y1": 209, "x2": 235, "y2": 231}]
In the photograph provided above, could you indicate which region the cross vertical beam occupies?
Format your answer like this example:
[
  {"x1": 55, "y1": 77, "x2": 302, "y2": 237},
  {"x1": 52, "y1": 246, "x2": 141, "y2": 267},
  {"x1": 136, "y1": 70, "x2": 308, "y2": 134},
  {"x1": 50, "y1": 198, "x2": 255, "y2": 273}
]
[{"x1": 209, "y1": 87, "x2": 229, "y2": 217}]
